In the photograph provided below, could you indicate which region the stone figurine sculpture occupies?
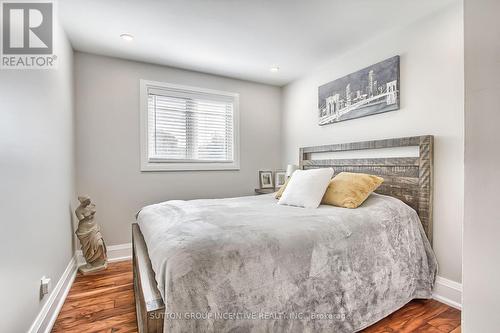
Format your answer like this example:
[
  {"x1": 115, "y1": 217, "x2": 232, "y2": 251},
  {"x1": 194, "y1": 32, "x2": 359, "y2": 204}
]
[{"x1": 75, "y1": 196, "x2": 107, "y2": 274}]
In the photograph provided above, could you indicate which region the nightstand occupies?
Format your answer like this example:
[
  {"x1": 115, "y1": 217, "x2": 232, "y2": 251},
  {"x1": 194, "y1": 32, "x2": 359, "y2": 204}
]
[{"x1": 254, "y1": 188, "x2": 275, "y2": 195}]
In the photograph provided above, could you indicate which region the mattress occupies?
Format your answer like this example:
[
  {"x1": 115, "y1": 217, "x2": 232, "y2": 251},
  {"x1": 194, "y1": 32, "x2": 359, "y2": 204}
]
[{"x1": 137, "y1": 193, "x2": 437, "y2": 333}]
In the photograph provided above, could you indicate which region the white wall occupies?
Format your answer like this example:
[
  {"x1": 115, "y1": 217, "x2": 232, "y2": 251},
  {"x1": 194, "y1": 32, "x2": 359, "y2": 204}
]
[
  {"x1": 0, "y1": 25, "x2": 75, "y2": 332},
  {"x1": 75, "y1": 52, "x2": 282, "y2": 246},
  {"x1": 281, "y1": 3, "x2": 463, "y2": 284},
  {"x1": 463, "y1": 0, "x2": 500, "y2": 330}
]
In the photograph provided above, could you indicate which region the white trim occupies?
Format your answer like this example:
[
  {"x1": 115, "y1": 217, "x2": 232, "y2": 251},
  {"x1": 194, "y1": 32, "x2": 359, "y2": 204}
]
[
  {"x1": 139, "y1": 79, "x2": 240, "y2": 172},
  {"x1": 76, "y1": 242, "x2": 132, "y2": 266},
  {"x1": 432, "y1": 275, "x2": 462, "y2": 310},
  {"x1": 107, "y1": 243, "x2": 133, "y2": 263},
  {"x1": 28, "y1": 255, "x2": 78, "y2": 333}
]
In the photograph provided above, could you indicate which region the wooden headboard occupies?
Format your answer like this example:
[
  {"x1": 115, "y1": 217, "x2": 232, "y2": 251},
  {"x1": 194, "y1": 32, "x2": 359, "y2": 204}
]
[{"x1": 299, "y1": 135, "x2": 434, "y2": 244}]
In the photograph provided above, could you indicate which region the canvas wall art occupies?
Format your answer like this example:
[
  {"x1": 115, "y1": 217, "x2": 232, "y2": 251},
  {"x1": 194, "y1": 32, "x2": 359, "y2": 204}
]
[{"x1": 318, "y1": 55, "x2": 400, "y2": 125}]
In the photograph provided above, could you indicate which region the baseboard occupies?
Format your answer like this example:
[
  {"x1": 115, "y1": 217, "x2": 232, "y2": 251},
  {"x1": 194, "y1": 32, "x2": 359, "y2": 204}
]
[
  {"x1": 107, "y1": 243, "x2": 133, "y2": 262},
  {"x1": 28, "y1": 255, "x2": 78, "y2": 333},
  {"x1": 76, "y1": 242, "x2": 132, "y2": 265},
  {"x1": 432, "y1": 275, "x2": 462, "y2": 310}
]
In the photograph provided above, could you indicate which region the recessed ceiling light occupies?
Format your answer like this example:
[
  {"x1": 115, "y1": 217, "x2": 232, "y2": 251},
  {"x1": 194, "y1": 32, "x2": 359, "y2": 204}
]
[
  {"x1": 120, "y1": 33, "x2": 134, "y2": 41},
  {"x1": 269, "y1": 65, "x2": 280, "y2": 73}
]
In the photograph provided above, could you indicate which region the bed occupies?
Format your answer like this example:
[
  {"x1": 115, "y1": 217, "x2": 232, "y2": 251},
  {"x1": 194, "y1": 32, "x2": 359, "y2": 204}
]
[{"x1": 132, "y1": 135, "x2": 436, "y2": 333}]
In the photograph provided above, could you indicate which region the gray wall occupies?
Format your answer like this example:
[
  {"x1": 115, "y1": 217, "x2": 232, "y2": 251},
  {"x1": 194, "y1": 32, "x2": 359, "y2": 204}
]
[
  {"x1": 0, "y1": 25, "x2": 75, "y2": 332},
  {"x1": 75, "y1": 52, "x2": 282, "y2": 246},
  {"x1": 463, "y1": 0, "x2": 500, "y2": 330},
  {"x1": 280, "y1": 3, "x2": 464, "y2": 284}
]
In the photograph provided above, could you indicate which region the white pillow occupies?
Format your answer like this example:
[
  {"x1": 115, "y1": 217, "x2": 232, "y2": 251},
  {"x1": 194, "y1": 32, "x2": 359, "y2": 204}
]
[{"x1": 278, "y1": 168, "x2": 334, "y2": 208}]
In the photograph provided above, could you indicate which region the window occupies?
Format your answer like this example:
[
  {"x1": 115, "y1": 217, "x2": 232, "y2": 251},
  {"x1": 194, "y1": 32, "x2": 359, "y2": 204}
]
[{"x1": 140, "y1": 80, "x2": 239, "y2": 171}]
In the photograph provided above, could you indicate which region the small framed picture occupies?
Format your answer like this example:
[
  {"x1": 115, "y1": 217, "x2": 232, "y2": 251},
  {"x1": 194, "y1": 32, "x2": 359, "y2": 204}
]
[
  {"x1": 259, "y1": 170, "x2": 274, "y2": 189},
  {"x1": 274, "y1": 171, "x2": 286, "y2": 189}
]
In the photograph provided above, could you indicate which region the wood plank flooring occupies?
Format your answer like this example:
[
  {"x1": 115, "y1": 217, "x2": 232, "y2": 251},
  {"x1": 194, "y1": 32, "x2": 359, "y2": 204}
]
[
  {"x1": 52, "y1": 261, "x2": 137, "y2": 333},
  {"x1": 52, "y1": 261, "x2": 461, "y2": 333},
  {"x1": 361, "y1": 299, "x2": 461, "y2": 333}
]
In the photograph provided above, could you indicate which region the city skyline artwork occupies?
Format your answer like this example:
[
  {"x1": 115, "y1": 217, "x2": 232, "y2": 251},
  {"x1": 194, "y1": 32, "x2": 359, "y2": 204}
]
[{"x1": 318, "y1": 55, "x2": 400, "y2": 125}]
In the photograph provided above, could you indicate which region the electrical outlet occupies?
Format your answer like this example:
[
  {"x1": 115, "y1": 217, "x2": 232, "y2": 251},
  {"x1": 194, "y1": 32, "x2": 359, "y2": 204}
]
[{"x1": 41, "y1": 276, "x2": 51, "y2": 296}]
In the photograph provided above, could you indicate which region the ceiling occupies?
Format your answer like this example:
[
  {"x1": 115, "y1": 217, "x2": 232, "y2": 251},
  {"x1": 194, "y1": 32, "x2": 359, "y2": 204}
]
[{"x1": 60, "y1": 0, "x2": 455, "y2": 86}]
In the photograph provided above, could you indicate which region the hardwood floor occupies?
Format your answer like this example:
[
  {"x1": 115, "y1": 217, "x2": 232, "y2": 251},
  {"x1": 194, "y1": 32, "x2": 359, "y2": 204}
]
[
  {"x1": 52, "y1": 261, "x2": 461, "y2": 333},
  {"x1": 52, "y1": 261, "x2": 137, "y2": 333},
  {"x1": 360, "y1": 299, "x2": 461, "y2": 333}
]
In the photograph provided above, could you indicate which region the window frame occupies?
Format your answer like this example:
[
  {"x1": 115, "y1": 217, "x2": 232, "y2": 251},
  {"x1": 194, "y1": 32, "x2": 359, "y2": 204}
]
[{"x1": 140, "y1": 79, "x2": 240, "y2": 171}]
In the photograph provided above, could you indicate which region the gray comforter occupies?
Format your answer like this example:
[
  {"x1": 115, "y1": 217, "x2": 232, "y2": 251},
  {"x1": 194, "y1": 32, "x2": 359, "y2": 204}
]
[{"x1": 137, "y1": 193, "x2": 437, "y2": 333}]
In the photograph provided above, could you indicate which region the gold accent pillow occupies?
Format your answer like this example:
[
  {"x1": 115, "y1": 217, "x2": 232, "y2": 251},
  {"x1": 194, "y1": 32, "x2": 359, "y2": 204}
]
[
  {"x1": 321, "y1": 172, "x2": 384, "y2": 208},
  {"x1": 275, "y1": 177, "x2": 291, "y2": 199}
]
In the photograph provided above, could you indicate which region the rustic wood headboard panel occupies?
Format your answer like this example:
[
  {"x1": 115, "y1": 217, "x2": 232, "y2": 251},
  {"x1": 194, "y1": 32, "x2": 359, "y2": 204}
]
[{"x1": 300, "y1": 135, "x2": 434, "y2": 244}]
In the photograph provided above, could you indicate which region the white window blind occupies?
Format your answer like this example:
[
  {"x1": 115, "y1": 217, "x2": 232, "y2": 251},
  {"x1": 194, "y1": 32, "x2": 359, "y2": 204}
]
[{"x1": 140, "y1": 80, "x2": 239, "y2": 171}]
